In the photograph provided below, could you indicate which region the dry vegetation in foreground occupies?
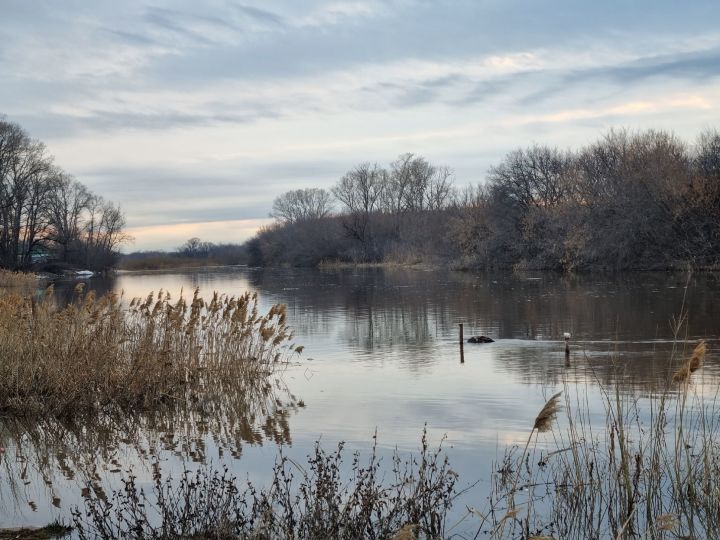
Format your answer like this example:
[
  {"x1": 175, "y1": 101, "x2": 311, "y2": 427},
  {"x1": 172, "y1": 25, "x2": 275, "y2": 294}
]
[
  {"x1": 0, "y1": 268, "x2": 36, "y2": 288},
  {"x1": 68, "y1": 334, "x2": 719, "y2": 540},
  {"x1": 68, "y1": 342, "x2": 720, "y2": 540},
  {"x1": 471, "y1": 340, "x2": 720, "y2": 540},
  {"x1": 72, "y1": 430, "x2": 460, "y2": 540},
  {"x1": 0, "y1": 281, "x2": 299, "y2": 417}
]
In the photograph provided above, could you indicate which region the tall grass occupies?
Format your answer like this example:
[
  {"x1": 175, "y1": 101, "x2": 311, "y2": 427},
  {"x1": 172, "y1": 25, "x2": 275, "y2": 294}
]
[
  {"x1": 0, "y1": 284, "x2": 299, "y2": 417},
  {"x1": 472, "y1": 337, "x2": 719, "y2": 539},
  {"x1": 0, "y1": 268, "x2": 36, "y2": 288}
]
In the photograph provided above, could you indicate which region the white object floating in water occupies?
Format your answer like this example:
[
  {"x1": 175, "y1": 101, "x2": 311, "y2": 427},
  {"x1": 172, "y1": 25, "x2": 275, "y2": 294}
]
[
  {"x1": 563, "y1": 332, "x2": 571, "y2": 339},
  {"x1": 76, "y1": 270, "x2": 95, "y2": 277}
]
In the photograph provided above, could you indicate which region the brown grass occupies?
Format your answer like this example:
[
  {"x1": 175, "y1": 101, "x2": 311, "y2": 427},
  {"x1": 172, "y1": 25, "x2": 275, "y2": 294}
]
[
  {"x1": 533, "y1": 391, "x2": 562, "y2": 433},
  {"x1": 672, "y1": 340, "x2": 706, "y2": 383},
  {"x1": 0, "y1": 269, "x2": 36, "y2": 288},
  {"x1": 483, "y1": 332, "x2": 720, "y2": 539},
  {"x1": 0, "y1": 285, "x2": 298, "y2": 417}
]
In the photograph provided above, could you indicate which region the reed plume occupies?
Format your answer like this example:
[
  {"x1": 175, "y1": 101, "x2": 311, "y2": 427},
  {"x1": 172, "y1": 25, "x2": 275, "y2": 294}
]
[
  {"x1": 533, "y1": 391, "x2": 563, "y2": 433},
  {"x1": 0, "y1": 284, "x2": 300, "y2": 417},
  {"x1": 506, "y1": 390, "x2": 563, "y2": 525},
  {"x1": 672, "y1": 341, "x2": 706, "y2": 383},
  {"x1": 392, "y1": 524, "x2": 419, "y2": 540}
]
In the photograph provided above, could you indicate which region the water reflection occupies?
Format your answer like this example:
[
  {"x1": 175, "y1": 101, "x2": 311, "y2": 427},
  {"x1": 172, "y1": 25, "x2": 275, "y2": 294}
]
[
  {"x1": 0, "y1": 366, "x2": 299, "y2": 524},
  {"x1": 241, "y1": 267, "x2": 720, "y2": 390},
  {"x1": 5, "y1": 267, "x2": 720, "y2": 529},
  {"x1": 54, "y1": 267, "x2": 720, "y2": 402}
]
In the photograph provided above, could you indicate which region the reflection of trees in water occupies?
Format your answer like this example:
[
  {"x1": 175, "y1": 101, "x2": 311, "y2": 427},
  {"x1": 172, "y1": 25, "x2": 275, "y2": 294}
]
[
  {"x1": 0, "y1": 374, "x2": 300, "y2": 511},
  {"x1": 59, "y1": 268, "x2": 719, "y2": 394},
  {"x1": 62, "y1": 269, "x2": 718, "y2": 354},
  {"x1": 248, "y1": 267, "x2": 720, "y2": 336},
  {"x1": 248, "y1": 268, "x2": 443, "y2": 354},
  {"x1": 247, "y1": 267, "x2": 720, "y2": 388}
]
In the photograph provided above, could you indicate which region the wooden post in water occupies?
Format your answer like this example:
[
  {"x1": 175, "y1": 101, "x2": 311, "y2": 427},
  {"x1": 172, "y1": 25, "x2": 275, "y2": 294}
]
[{"x1": 459, "y1": 323, "x2": 465, "y2": 363}]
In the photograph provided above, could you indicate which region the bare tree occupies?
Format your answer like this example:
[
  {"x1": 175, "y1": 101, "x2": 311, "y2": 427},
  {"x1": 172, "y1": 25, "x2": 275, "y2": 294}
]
[
  {"x1": 332, "y1": 163, "x2": 386, "y2": 259},
  {"x1": 489, "y1": 145, "x2": 571, "y2": 210},
  {"x1": 425, "y1": 166, "x2": 455, "y2": 211},
  {"x1": 178, "y1": 237, "x2": 215, "y2": 258},
  {"x1": 0, "y1": 121, "x2": 52, "y2": 267},
  {"x1": 333, "y1": 163, "x2": 386, "y2": 216},
  {"x1": 402, "y1": 155, "x2": 435, "y2": 212},
  {"x1": 84, "y1": 197, "x2": 131, "y2": 268},
  {"x1": 47, "y1": 174, "x2": 92, "y2": 262},
  {"x1": 383, "y1": 153, "x2": 414, "y2": 214},
  {"x1": 271, "y1": 188, "x2": 332, "y2": 224},
  {"x1": 696, "y1": 129, "x2": 720, "y2": 180},
  {"x1": 18, "y1": 164, "x2": 58, "y2": 266},
  {"x1": 0, "y1": 117, "x2": 129, "y2": 270}
]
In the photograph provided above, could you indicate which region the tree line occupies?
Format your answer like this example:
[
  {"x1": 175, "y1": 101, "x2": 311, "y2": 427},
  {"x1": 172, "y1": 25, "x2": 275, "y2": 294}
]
[
  {"x1": 0, "y1": 117, "x2": 128, "y2": 271},
  {"x1": 120, "y1": 237, "x2": 248, "y2": 270},
  {"x1": 250, "y1": 128, "x2": 720, "y2": 270}
]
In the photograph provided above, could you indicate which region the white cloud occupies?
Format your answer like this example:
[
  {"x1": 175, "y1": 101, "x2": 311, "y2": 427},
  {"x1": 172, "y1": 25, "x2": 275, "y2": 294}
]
[
  {"x1": 510, "y1": 93, "x2": 714, "y2": 126},
  {"x1": 295, "y1": 1, "x2": 386, "y2": 27}
]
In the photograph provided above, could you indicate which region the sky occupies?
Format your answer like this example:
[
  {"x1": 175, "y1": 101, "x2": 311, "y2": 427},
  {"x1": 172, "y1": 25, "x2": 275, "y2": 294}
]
[{"x1": 2, "y1": 0, "x2": 720, "y2": 251}]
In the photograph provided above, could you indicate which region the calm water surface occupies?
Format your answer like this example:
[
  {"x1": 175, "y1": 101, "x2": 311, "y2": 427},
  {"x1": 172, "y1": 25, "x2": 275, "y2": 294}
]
[{"x1": 2, "y1": 267, "x2": 719, "y2": 530}]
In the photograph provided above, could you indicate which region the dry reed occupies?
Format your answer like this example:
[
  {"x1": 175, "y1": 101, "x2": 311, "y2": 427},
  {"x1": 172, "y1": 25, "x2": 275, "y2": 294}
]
[
  {"x1": 672, "y1": 340, "x2": 706, "y2": 383},
  {"x1": 0, "y1": 285, "x2": 299, "y2": 417},
  {"x1": 500, "y1": 391, "x2": 563, "y2": 538},
  {"x1": 481, "y1": 335, "x2": 720, "y2": 540},
  {"x1": 0, "y1": 269, "x2": 36, "y2": 289},
  {"x1": 533, "y1": 391, "x2": 563, "y2": 433}
]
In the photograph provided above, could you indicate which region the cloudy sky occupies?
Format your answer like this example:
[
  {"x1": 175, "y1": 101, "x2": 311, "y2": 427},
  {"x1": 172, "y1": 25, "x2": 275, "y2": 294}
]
[{"x1": 2, "y1": 0, "x2": 720, "y2": 250}]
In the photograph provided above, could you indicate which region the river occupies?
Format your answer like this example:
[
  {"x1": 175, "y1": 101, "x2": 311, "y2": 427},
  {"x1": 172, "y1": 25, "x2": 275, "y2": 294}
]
[{"x1": 1, "y1": 266, "x2": 719, "y2": 534}]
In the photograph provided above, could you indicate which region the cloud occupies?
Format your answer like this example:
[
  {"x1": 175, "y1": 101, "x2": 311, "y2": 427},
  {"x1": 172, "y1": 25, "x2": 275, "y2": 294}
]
[
  {"x1": 25, "y1": 39, "x2": 719, "y2": 140},
  {"x1": 294, "y1": 1, "x2": 385, "y2": 27},
  {"x1": 518, "y1": 47, "x2": 720, "y2": 106},
  {"x1": 38, "y1": 109, "x2": 280, "y2": 135},
  {"x1": 143, "y1": 6, "x2": 246, "y2": 46},
  {"x1": 233, "y1": 3, "x2": 285, "y2": 26},
  {"x1": 510, "y1": 93, "x2": 713, "y2": 126}
]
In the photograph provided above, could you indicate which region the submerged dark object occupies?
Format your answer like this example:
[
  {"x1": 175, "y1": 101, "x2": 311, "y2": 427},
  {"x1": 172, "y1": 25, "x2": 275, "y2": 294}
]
[{"x1": 467, "y1": 336, "x2": 494, "y2": 344}]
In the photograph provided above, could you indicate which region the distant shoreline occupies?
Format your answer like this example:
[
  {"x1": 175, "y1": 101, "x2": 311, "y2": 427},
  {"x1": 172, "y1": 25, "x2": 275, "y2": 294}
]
[{"x1": 109, "y1": 259, "x2": 720, "y2": 275}]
